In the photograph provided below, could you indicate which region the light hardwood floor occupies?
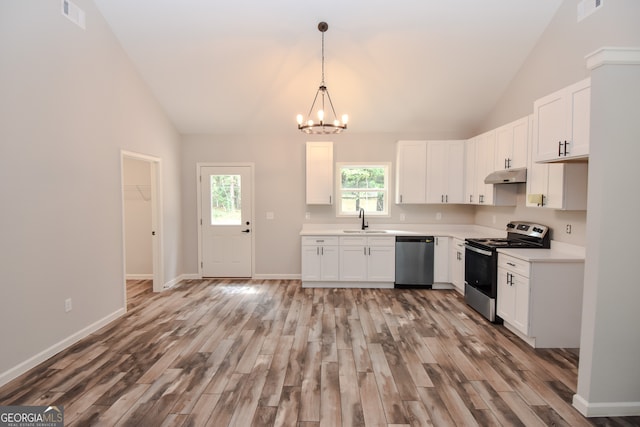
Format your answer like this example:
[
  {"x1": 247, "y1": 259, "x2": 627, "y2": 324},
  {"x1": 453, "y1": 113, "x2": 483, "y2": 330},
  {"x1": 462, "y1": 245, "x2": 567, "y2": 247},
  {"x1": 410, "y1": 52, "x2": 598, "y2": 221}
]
[{"x1": 0, "y1": 279, "x2": 637, "y2": 426}]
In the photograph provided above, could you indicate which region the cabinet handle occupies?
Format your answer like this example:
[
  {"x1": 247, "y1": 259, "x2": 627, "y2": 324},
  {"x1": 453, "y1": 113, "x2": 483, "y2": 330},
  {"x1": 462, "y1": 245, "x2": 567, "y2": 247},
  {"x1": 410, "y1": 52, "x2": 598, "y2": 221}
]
[
  {"x1": 558, "y1": 140, "x2": 562, "y2": 157},
  {"x1": 329, "y1": 195, "x2": 332, "y2": 204},
  {"x1": 469, "y1": 195, "x2": 473, "y2": 203},
  {"x1": 445, "y1": 195, "x2": 448, "y2": 203},
  {"x1": 364, "y1": 247, "x2": 367, "y2": 255},
  {"x1": 400, "y1": 195, "x2": 403, "y2": 203},
  {"x1": 368, "y1": 247, "x2": 371, "y2": 256},
  {"x1": 504, "y1": 158, "x2": 507, "y2": 169},
  {"x1": 563, "y1": 140, "x2": 568, "y2": 156},
  {"x1": 507, "y1": 158, "x2": 512, "y2": 168},
  {"x1": 441, "y1": 195, "x2": 444, "y2": 203},
  {"x1": 507, "y1": 262, "x2": 516, "y2": 267}
]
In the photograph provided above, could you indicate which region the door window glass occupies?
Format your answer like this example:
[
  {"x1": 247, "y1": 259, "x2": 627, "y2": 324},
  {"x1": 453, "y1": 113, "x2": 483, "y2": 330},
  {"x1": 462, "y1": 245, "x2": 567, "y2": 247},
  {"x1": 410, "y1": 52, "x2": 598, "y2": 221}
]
[{"x1": 210, "y1": 175, "x2": 241, "y2": 225}]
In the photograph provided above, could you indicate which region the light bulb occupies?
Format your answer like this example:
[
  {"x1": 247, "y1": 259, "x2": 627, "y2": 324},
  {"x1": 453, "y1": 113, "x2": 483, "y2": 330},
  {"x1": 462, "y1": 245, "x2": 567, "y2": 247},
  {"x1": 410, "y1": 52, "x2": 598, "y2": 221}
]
[
  {"x1": 317, "y1": 110, "x2": 324, "y2": 122},
  {"x1": 307, "y1": 119, "x2": 314, "y2": 126},
  {"x1": 296, "y1": 114, "x2": 303, "y2": 125},
  {"x1": 333, "y1": 120, "x2": 340, "y2": 126},
  {"x1": 342, "y1": 114, "x2": 349, "y2": 124}
]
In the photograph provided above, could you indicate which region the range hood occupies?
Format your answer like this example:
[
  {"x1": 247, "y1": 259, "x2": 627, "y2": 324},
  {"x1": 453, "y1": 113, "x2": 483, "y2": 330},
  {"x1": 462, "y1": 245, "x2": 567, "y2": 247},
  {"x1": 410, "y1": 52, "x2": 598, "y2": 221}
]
[{"x1": 484, "y1": 167, "x2": 527, "y2": 184}]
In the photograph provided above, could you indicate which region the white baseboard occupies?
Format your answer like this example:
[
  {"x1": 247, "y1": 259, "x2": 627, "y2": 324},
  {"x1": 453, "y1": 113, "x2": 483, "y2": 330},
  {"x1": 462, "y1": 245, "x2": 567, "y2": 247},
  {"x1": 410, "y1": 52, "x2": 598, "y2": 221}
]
[
  {"x1": 0, "y1": 308, "x2": 126, "y2": 388},
  {"x1": 162, "y1": 273, "x2": 200, "y2": 290},
  {"x1": 126, "y1": 274, "x2": 153, "y2": 280},
  {"x1": 573, "y1": 393, "x2": 640, "y2": 417}
]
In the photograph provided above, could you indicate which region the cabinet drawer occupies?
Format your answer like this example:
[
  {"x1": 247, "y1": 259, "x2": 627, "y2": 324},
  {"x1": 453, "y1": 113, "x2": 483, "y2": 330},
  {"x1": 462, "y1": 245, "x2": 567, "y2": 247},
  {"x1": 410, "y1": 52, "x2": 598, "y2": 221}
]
[
  {"x1": 302, "y1": 236, "x2": 339, "y2": 246},
  {"x1": 498, "y1": 254, "x2": 530, "y2": 277}
]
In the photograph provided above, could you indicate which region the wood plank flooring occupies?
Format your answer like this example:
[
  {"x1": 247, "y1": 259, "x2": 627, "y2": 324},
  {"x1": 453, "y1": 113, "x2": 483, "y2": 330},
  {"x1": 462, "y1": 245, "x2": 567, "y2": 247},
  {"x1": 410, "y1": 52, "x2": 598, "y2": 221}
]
[{"x1": 1, "y1": 279, "x2": 638, "y2": 426}]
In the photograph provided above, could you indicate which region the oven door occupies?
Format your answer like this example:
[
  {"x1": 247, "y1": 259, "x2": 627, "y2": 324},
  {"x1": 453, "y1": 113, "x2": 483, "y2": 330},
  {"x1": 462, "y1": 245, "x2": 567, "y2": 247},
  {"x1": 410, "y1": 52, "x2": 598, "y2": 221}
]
[{"x1": 464, "y1": 244, "x2": 496, "y2": 297}]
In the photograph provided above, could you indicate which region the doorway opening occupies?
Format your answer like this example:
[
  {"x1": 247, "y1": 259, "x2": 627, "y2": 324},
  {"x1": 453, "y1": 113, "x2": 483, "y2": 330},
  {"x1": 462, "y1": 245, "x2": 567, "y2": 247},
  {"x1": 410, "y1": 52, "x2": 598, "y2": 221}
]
[{"x1": 121, "y1": 151, "x2": 164, "y2": 311}]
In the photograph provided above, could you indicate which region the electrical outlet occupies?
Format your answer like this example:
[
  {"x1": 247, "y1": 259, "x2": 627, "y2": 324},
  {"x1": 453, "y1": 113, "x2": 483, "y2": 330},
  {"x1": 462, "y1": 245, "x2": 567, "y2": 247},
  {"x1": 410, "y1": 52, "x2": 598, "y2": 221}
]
[
  {"x1": 399, "y1": 213, "x2": 406, "y2": 221},
  {"x1": 436, "y1": 212, "x2": 442, "y2": 220},
  {"x1": 266, "y1": 211, "x2": 274, "y2": 220},
  {"x1": 566, "y1": 224, "x2": 572, "y2": 234},
  {"x1": 305, "y1": 212, "x2": 311, "y2": 220},
  {"x1": 65, "y1": 298, "x2": 72, "y2": 312}
]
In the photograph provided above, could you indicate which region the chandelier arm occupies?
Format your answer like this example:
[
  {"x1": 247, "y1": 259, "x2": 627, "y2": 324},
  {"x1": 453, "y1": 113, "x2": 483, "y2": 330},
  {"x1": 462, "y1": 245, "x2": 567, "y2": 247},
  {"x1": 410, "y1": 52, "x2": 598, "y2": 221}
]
[
  {"x1": 323, "y1": 88, "x2": 339, "y2": 121},
  {"x1": 306, "y1": 87, "x2": 322, "y2": 119}
]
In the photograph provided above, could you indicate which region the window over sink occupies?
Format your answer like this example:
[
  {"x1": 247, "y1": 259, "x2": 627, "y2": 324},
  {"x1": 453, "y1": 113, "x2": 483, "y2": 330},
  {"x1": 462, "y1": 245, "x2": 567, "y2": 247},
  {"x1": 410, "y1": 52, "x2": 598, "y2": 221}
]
[{"x1": 336, "y1": 163, "x2": 390, "y2": 217}]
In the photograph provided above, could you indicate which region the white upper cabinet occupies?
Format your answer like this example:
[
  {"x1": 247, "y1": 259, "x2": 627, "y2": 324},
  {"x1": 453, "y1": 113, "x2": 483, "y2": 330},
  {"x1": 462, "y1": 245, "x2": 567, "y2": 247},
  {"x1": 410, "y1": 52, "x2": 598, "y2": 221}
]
[
  {"x1": 464, "y1": 138, "x2": 477, "y2": 204},
  {"x1": 395, "y1": 140, "x2": 427, "y2": 204},
  {"x1": 476, "y1": 130, "x2": 496, "y2": 205},
  {"x1": 306, "y1": 141, "x2": 334, "y2": 205},
  {"x1": 533, "y1": 78, "x2": 591, "y2": 162},
  {"x1": 495, "y1": 116, "x2": 529, "y2": 170},
  {"x1": 526, "y1": 120, "x2": 588, "y2": 210},
  {"x1": 426, "y1": 140, "x2": 465, "y2": 204}
]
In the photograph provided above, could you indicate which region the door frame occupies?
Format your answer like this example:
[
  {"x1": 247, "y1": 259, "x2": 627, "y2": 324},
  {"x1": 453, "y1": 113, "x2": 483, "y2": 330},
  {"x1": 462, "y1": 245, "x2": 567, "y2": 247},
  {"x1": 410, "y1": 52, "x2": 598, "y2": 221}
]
[
  {"x1": 121, "y1": 150, "x2": 164, "y2": 296},
  {"x1": 197, "y1": 162, "x2": 255, "y2": 278}
]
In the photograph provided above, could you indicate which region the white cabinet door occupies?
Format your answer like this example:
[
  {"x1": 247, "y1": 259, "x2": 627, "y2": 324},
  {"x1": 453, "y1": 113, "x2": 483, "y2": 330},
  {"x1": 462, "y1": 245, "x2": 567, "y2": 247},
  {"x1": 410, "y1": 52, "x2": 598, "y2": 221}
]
[
  {"x1": 512, "y1": 272, "x2": 530, "y2": 335},
  {"x1": 301, "y1": 245, "x2": 322, "y2": 281},
  {"x1": 426, "y1": 141, "x2": 447, "y2": 204},
  {"x1": 495, "y1": 116, "x2": 529, "y2": 170},
  {"x1": 464, "y1": 138, "x2": 477, "y2": 204},
  {"x1": 368, "y1": 246, "x2": 395, "y2": 282},
  {"x1": 534, "y1": 78, "x2": 590, "y2": 162},
  {"x1": 497, "y1": 266, "x2": 516, "y2": 323},
  {"x1": 476, "y1": 131, "x2": 496, "y2": 205},
  {"x1": 395, "y1": 140, "x2": 427, "y2": 204},
  {"x1": 449, "y1": 238, "x2": 465, "y2": 293},
  {"x1": 320, "y1": 246, "x2": 340, "y2": 281},
  {"x1": 306, "y1": 141, "x2": 334, "y2": 204},
  {"x1": 426, "y1": 140, "x2": 465, "y2": 204},
  {"x1": 433, "y1": 236, "x2": 449, "y2": 283},
  {"x1": 339, "y1": 245, "x2": 367, "y2": 281}
]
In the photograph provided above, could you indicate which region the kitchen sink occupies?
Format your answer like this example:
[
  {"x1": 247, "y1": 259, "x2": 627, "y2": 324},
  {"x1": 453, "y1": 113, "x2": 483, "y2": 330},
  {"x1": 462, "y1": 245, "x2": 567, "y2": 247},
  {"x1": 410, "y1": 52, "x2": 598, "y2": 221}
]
[{"x1": 342, "y1": 230, "x2": 388, "y2": 234}]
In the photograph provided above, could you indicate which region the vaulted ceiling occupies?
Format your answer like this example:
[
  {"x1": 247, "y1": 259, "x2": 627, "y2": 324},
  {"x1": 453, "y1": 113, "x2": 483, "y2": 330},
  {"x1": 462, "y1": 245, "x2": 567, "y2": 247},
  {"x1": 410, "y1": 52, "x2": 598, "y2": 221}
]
[{"x1": 94, "y1": 0, "x2": 563, "y2": 135}]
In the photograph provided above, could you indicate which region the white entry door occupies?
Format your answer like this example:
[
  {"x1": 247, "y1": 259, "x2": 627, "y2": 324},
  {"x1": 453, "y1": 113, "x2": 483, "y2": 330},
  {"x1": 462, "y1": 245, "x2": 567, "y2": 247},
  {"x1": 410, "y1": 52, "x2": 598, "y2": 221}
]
[{"x1": 200, "y1": 165, "x2": 253, "y2": 277}]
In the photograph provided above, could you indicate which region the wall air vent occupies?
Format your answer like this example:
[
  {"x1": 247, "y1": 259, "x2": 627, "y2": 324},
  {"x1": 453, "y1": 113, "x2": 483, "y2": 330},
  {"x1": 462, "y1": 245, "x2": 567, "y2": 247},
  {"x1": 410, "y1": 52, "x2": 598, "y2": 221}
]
[
  {"x1": 61, "y1": 0, "x2": 85, "y2": 29},
  {"x1": 577, "y1": 0, "x2": 603, "y2": 22}
]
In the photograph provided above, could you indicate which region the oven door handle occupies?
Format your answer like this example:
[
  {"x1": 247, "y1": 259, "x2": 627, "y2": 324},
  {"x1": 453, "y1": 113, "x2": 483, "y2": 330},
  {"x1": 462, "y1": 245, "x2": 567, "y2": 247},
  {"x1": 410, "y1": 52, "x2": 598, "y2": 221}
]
[{"x1": 464, "y1": 244, "x2": 493, "y2": 257}]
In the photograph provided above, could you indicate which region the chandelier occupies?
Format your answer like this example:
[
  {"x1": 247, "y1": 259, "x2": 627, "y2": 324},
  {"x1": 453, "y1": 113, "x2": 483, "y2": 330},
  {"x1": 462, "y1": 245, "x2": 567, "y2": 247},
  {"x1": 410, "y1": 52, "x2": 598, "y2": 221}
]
[{"x1": 297, "y1": 22, "x2": 348, "y2": 134}]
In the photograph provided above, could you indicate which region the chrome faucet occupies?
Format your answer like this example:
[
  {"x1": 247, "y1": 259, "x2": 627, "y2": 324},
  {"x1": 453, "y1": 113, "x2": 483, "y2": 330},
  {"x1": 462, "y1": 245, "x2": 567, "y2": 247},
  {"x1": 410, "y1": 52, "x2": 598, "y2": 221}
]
[{"x1": 359, "y1": 208, "x2": 368, "y2": 230}]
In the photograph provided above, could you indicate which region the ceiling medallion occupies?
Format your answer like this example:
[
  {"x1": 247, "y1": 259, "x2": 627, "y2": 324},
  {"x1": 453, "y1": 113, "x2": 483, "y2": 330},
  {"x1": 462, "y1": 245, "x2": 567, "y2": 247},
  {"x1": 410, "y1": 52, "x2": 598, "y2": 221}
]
[{"x1": 296, "y1": 22, "x2": 348, "y2": 134}]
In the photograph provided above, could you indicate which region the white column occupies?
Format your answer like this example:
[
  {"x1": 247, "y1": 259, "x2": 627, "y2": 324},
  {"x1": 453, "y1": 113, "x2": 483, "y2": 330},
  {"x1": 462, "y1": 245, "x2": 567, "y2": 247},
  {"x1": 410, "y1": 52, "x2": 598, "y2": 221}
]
[{"x1": 573, "y1": 47, "x2": 640, "y2": 417}]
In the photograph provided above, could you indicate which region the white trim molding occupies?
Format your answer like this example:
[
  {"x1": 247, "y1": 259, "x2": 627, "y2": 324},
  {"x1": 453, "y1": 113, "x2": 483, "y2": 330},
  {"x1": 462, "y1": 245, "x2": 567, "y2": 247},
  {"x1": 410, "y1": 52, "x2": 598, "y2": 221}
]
[
  {"x1": 126, "y1": 274, "x2": 153, "y2": 280},
  {"x1": 253, "y1": 274, "x2": 301, "y2": 280},
  {"x1": 586, "y1": 47, "x2": 640, "y2": 70},
  {"x1": 573, "y1": 394, "x2": 640, "y2": 417},
  {"x1": 0, "y1": 308, "x2": 125, "y2": 388}
]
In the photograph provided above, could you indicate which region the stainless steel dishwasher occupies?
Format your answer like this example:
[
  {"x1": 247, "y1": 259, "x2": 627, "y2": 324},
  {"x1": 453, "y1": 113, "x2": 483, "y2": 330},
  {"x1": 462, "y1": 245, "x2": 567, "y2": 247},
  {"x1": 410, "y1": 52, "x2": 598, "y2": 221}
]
[{"x1": 394, "y1": 236, "x2": 435, "y2": 288}]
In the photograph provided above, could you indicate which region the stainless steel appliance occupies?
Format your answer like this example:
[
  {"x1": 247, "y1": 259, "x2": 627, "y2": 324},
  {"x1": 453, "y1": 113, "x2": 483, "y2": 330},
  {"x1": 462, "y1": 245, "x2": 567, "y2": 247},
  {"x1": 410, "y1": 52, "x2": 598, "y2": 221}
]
[
  {"x1": 464, "y1": 222, "x2": 550, "y2": 322},
  {"x1": 395, "y1": 236, "x2": 434, "y2": 288}
]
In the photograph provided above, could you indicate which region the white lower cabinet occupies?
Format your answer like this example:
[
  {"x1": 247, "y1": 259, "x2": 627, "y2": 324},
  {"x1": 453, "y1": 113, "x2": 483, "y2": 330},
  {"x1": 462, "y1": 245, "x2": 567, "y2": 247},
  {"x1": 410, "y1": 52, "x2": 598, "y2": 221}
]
[
  {"x1": 449, "y1": 238, "x2": 465, "y2": 294},
  {"x1": 433, "y1": 236, "x2": 450, "y2": 284},
  {"x1": 496, "y1": 253, "x2": 584, "y2": 348},
  {"x1": 339, "y1": 236, "x2": 395, "y2": 282},
  {"x1": 301, "y1": 236, "x2": 339, "y2": 281}
]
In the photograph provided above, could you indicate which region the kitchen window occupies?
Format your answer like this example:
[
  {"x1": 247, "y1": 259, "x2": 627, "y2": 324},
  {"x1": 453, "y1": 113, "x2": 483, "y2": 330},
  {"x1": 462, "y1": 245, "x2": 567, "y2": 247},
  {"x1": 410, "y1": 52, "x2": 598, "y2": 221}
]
[{"x1": 336, "y1": 163, "x2": 390, "y2": 216}]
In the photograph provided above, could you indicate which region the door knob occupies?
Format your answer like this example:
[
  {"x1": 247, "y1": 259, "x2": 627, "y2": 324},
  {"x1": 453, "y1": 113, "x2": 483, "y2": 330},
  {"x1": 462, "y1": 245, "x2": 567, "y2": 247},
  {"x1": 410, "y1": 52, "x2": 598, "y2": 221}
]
[{"x1": 242, "y1": 229, "x2": 251, "y2": 233}]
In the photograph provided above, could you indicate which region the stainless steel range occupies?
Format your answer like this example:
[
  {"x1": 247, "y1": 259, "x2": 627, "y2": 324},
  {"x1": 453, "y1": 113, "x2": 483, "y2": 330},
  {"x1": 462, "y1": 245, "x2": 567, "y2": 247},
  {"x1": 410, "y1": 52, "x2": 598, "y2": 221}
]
[{"x1": 464, "y1": 221, "x2": 550, "y2": 322}]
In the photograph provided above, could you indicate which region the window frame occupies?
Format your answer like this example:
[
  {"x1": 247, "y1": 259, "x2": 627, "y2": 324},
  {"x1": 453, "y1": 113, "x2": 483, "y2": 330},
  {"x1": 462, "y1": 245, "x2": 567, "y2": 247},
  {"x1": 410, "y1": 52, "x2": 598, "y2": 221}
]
[{"x1": 335, "y1": 162, "x2": 391, "y2": 217}]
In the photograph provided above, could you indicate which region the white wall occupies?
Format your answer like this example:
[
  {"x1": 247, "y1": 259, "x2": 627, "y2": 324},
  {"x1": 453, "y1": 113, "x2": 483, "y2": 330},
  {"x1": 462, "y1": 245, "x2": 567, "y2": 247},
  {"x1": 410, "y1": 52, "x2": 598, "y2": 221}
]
[
  {"x1": 123, "y1": 157, "x2": 152, "y2": 276},
  {"x1": 0, "y1": 0, "x2": 182, "y2": 383},
  {"x1": 181, "y1": 132, "x2": 475, "y2": 276}
]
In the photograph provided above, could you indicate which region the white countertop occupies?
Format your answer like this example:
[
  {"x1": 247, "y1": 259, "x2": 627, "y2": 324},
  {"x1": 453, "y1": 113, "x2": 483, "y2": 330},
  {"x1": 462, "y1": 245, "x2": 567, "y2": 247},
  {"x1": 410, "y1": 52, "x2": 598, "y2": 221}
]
[
  {"x1": 300, "y1": 223, "x2": 506, "y2": 241},
  {"x1": 497, "y1": 241, "x2": 585, "y2": 262}
]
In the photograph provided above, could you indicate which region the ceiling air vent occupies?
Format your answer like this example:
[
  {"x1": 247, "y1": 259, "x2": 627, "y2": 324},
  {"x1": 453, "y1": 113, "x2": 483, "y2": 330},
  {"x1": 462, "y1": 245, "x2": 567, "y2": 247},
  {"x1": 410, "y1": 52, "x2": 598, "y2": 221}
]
[{"x1": 61, "y1": 0, "x2": 85, "y2": 29}]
